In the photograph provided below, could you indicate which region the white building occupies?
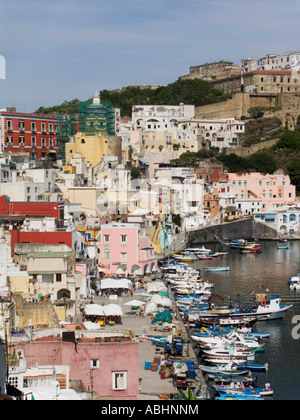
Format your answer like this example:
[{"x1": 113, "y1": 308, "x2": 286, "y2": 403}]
[
  {"x1": 241, "y1": 51, "x2": 300, "y2": 73},
  {"x1": 131, "y1": 104, "x2": 195, "y2": 131},
  {"x1": 254, "y1": 206, "x2": 300, "y2": 236},
  {"x1": 177, "y1": 118, "x2": 245, "y2": 149}
]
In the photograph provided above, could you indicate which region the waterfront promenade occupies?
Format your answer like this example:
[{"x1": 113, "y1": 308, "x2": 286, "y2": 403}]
[{"x1": 90, "y1": 293, "x2": 207, "y2": 400}]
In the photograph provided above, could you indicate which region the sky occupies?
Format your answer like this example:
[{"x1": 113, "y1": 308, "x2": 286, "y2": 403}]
[{"x1": 0, "y1": 0, "x2": 300, "y2": 112}]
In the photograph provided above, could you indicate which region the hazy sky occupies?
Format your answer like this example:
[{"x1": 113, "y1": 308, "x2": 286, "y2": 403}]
[{"x1": 0, "y1": 0, "x2": 300, "y2": 112}]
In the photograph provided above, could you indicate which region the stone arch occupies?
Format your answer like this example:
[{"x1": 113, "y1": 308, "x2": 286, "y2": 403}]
[
  {"x1": 57, "y1": 289, "x2": 71, "y2": 300},
  {"x1": 279, "y1": 225, "x2": 288, "y2": 233},
  {"x1": 131, "y1": 265, "x2": 142, "y2": 275}
]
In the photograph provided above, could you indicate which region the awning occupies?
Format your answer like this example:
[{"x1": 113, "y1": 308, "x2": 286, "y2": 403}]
[
  {"x1": 84, "y1": 304, "x2": 105, "y2": 316},
  {"x1": 100, "y1": 279, "x2": 132, "y2": 289}
]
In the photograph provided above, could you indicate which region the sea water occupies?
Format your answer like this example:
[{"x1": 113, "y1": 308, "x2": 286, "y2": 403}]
[{"x1": 189, "y1": 241, "x2": 300, "y2": 401}]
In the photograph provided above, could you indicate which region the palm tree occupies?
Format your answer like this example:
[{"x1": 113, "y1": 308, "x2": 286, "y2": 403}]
[{"x1": 178, "y1": 386, "x2": 202, "y2": 400}]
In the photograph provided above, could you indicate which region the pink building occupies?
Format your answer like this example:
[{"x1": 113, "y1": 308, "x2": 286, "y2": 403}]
[
  {"x1": 10, "y1": 330, "x2": 139, "y2": 400},
  {"x1": 227, "y1": 173, "x2": 296, "y2": 212},
  {"x1": 98, "y1": 223, "x2": 158, "y2": 276}
]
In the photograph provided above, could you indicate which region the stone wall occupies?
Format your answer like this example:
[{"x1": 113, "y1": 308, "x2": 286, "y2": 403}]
[
  {"x1": 195, "y1": 92, "x2": 300, "y2": 130},
  {"x1": 14, "y1": 294, "x2": 59, "y2": 328},
  {"x1": 190, "y1": 218, "x2": 278, "y2": 244}
]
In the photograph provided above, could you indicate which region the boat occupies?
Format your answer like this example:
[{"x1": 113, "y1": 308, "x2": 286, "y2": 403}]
[
  {"x1": 215, "y1": 386, "x2": 273, "y2": 397},
  {"x1": 196, "y1": 331, "x2": 264, "y2": 352},
  {"x1": 288, "y1": 273, "x2": 300, "y2": 283},
  {"x1": 277, "y1": 245, "x2": 289, "y2": 250},
  {"x1": 236, "y1": 362, "x2": 268, "y2": 373},
  {"x1": 173, "y1": 254, "x2": 197, "y2": 262},
  {"x1": 205, "y1": 266, "x2": 230, "y2": 272},
  {"x1": 199, "y1": 362, "x2": 248, "y2": 377},
  {"x1": 196, "y1": 293, "x2": 292, "y2": 322},
  {"x1": 289, "y1": 277, "x2": 300, "y2": 291},
  {"x1": 196, "y1": 316, "x2": 258, "y2": 329},
  {"x1": 239, "y1": 244, "x2": 261, "y2": 254},
  {"x1": 198, "y1": 255, "x2": 212, "y2": 261},
  {"x1": 216, "y1": 395, "x2": 264, "y2": 400},
  {"x1": 185, "y1": 247, "x2": 212, "y2": 255}
]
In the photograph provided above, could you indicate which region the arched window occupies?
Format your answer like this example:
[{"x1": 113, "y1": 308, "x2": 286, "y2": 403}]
[
  {"x1": 103, "y1": 248, "x2": 111, "y2": 260},
  {"x1": 81, "y1": 139, "x2": 85, "y2": 144}
]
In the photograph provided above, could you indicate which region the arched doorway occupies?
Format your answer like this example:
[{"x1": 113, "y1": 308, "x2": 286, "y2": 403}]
[{"x1": 57, "y1": 289, "x2": 71, "y2": 300}]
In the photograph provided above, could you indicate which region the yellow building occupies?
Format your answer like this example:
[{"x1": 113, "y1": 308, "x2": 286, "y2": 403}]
[{"x1": 66, "y1": 132, "x2": 108, "y2": 168}]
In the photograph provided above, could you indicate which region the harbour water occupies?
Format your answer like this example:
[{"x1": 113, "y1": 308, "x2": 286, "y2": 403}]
[{"x1": 188, "y1": 240, "x2": 300, "y2": 401}]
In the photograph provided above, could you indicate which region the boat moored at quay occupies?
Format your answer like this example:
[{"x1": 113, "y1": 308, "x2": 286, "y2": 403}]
[{"x1": 159, "y1": 241, "x2": 297, "y2": 400}]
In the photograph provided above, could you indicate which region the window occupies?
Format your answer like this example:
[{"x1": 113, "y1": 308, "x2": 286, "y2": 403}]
[
  {"x1": 56, "y1": 274, "x2": 62, "y2": 282},
  {"x1": 91, "y1": 359, "x2": 99, "y2": 369},
  {"x1": 19, "y1": 121, "x2": 25, "y2": 130},
  {"x1": 49, "y1": 138, "x2": 53, "y2": 148},
  {"x1": 104, "y1": 235, "x2": 110, "y2": 244},
  {"x1": 19, "y1": 136, "x2": 24, "y2": 147},
  {"x1": 31, "y1": 122, "x2": 36, "y2": 132},
  {"x1": 112, "y1": 371, "x2": 127, "y2": 391},
  {"x1": 121, "y1": 253, "x2": 127, "y2": 264},
  {"x1": 42, "y1": 138, "x2": 46, "y2": 148},
  {"x1": 6, "y1": 136, "x2": 12, "y2": 146},
  {"x1": 9, "y1": 377, "x2": 19, "y2": 388},
  {"x1": 7, "y1": 120, "x2": 12, "y2": 130},
  {"x1": 103, "y1": 248, "x2": 111, "y2": 260},
  {"x1": 49, "y1": 123, "x2": 54, "y2": 133},
  {"x1": 121, "y1": 235, "x2": 127, "y2": 245},
  {"x1": 41, "y1": 122, "x2": 46, "y2": 132},
  {"x1": 31, "y1": 136, "x2": 36, "y2": 146}
]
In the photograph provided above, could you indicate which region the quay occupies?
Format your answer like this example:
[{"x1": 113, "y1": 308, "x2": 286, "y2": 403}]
[{"x1": 91, "y1": 287, "x2": 208, "y2": 400}]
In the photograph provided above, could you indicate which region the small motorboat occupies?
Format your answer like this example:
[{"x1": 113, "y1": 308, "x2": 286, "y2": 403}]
[
  {"x1": 215, "y1": 386, "x2": 273, "y2": 397},
  {"x1": 199, "y1": 362, "x2": 248, "y2": 377},
  {"x1": 205, "y1": 266, "x2": 230, "y2": 272},
  {"x1": 277, "y1": 245, "x2": 289, "y2": 250},
  {"x1": 239, "y1": 244, "x2": 261, "y2": 254}
]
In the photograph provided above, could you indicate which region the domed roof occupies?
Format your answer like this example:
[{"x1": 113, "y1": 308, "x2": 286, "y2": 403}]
[{"x1": 92, "y1": 90, "x2": 101, "y2": 105}]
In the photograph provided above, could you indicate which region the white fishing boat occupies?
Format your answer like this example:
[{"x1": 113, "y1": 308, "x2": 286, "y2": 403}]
[
  {"x1": 185, "y1": 247, "x2": 212, "y2": 255},
  {"x1": 196, "y1": 293, "x2": 292, "y2": 322},
  {"x1": 199, "y1": 362, "x2": 248, "y2": 376},
  {"x1": 289, "y1": 277, "x2": 300, "y2": 291}
]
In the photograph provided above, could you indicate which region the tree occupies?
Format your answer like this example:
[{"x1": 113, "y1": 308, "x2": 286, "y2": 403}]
[
  {"x1": 248, "y1": 107, "x2": 265, "y2": 120},
  {"x1": 131, "y1": 167, "x2": 142, "y2": 179},
  {"x1": 172, "y1": 214, "x2": 182, "y2": 228},
  {"x1": 288, "y1": 161, "x2": 300, "y2": 194}
]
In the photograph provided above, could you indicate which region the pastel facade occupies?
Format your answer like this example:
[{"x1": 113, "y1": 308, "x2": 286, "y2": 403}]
[
  {"x1": 227, "y1": 173, "x2": 296, "y2": 213},
  {"x1": 65, "y1": 132, "x2": 108, "y2": 168},
  {"x1": 98, "y1": 223, "x2": 157, "y2": 276},
  {"x1": 13, "y1": 243, "x2": 82, "y2": 320},
  {"x1": 9, "y1": 328, "x2": 139, "y2": 400},
  {"x1": 254, "y1": 206, "x2": 300, "y2": 236}
]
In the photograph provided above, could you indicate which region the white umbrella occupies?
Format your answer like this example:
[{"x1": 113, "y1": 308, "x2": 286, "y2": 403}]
[
  {"x1": 103, "y1": 304, "x2": 123, "y2": 316},
  {"x1": 84, "y1": 304, "x2": 105, "y2": 316},
  {"x1": 124, "y1": 300, "x2": 146, "y2": 307},
  {"x1": 100, "y1": 279, "x2": 132, "y2": 289}
]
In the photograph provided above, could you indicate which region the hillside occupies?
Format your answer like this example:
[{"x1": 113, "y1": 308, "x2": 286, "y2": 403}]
[{"x1": 34, "y1": 79, "x2": 231, "y2": 117}]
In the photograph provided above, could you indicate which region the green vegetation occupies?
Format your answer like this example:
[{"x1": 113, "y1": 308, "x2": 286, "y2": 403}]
[
  {"x1": 130, "y1": 166, "x2": 142, "y2": 180},
  {"x1": 101, "y1": 79, "x2": 231, "y2": 117},
  {"x1": 35, "y1": 79, "x2": 231, "y2": 117},
  {"x1": 35, "y1": 99, "x2": 82, "y2": 115},
  {"x1": 288, "y1": 161, "x2": 300, "y2": 193},
  {"x1": 169, "y1": 149, "x2": 214, "y2": 168},
  {"x1": 218, "y1": 151, "x2": 278, "y2": 174},
  {"x1": 276, "y1": 130, "x2": 300, "y2": 151}
]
